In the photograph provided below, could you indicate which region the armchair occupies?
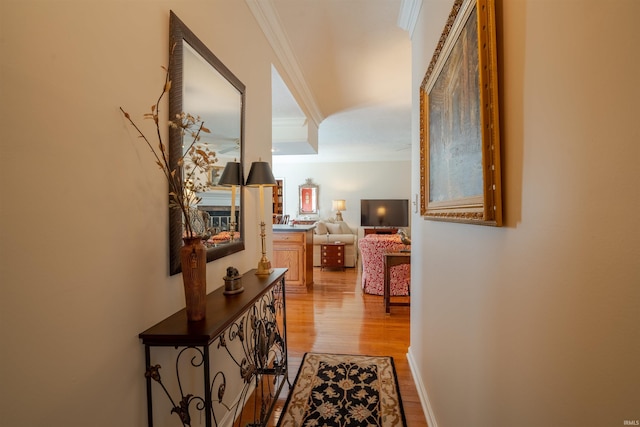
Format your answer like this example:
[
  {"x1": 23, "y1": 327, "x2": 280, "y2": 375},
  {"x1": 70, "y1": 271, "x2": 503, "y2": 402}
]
[{"x1": 358, "y1": 234, "x2": 410, "y2": 296}]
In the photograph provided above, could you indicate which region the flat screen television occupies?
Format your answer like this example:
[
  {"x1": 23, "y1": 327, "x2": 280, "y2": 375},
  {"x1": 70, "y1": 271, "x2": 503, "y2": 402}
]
[{"x1": 360, "y1": 199, "x2": 409, "y2": 227}]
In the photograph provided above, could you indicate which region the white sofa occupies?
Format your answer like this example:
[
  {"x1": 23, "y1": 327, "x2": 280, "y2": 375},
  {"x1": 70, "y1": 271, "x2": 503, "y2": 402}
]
[{"x1": 311, "y1": 220, "x2": 358, "y2": 267}]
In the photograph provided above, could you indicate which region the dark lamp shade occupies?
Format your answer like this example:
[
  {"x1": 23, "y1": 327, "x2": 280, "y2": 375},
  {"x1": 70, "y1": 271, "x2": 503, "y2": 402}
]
[
  {"x1": 218, "y1": 161, "x2": 244, "y2": 186},
  {"x1": 246, "y1": 161, "x2": 276, "y2": 187}
]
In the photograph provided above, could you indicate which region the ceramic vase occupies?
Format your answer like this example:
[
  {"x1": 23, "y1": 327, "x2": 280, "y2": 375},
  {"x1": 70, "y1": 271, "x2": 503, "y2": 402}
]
[{"x1": 180, "y1": 236, "x2": 207, "y2": 321}]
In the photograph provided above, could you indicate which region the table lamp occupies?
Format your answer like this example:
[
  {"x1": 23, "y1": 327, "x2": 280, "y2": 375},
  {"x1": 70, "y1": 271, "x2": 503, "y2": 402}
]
[
  {"x1": 217, "y1": 161, "x2": 244, "y2": 241},
  {"x1": 332, "y1": 199, "x2": 346, "y2": 221},
  {"x1": 246, "y1": 160, "x2": 276, "y2": 276}
]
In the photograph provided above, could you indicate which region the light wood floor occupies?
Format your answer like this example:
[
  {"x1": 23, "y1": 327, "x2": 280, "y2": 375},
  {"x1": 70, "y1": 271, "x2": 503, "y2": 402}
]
[{"x1": 267, "y1": 266, "x2": 428, "y2": 426}]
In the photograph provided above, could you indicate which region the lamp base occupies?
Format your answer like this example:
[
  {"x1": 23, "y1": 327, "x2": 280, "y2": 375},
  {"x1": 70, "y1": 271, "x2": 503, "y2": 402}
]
[
  {"x1": 229, "y1": 222, "x2": 236, "y2": 241},
  {"x1": 256, "y1": 258, "x2": 273, "y2": 276},
  {"x1": 335, "y1": 211, "x2": 343, "y2": 221},
  {"x1": 256, "y1": 220, "x2": 274, "y2": 276}
]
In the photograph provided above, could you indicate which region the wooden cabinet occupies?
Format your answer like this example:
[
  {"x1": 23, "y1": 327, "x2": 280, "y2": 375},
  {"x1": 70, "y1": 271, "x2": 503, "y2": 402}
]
[
  {"x1": 321, "y1": 243, "x2": 345, "y2": 270},
  {"x1": 273, "y1": 231, "x2": 304, "y2": 286},
  {"x1": 273, "y1": 226, "x2": 314, "y2": 289}
]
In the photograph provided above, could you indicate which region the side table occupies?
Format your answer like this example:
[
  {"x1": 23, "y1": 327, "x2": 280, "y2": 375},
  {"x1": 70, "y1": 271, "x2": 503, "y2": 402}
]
[
  {"x1": 321, "y1": 242, "x2": 345, "y2": 270},
  {"x1": 383, "y1": 252, "x2": 411, "y2": 313}
]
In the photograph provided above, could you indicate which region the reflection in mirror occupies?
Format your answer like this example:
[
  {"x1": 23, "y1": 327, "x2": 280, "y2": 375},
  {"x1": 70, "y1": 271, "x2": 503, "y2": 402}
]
[
  {"x1": 299, "y1": 178, "x2": 319, "y2": 216},
  {"x1": 169, "y1": 12, "x2": 245, "y2": 275}
]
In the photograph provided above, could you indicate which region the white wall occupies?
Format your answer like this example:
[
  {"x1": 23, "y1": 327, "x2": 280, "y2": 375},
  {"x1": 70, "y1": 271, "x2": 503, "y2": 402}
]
[
  {"x1": 0, "y1": 1, "x2": 278, "y2": 426},
  {"x1": 272, "y1": 160, "x2": 412, "y2": 233},
  {"x1": 409, "y1": 1, "x2": 640, "y2": 426}
]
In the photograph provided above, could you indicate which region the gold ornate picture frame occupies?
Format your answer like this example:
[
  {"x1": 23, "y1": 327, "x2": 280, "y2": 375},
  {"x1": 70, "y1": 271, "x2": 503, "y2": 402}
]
[{"x1": 420, "y1": 0, "x2": 502, "y2": 226}]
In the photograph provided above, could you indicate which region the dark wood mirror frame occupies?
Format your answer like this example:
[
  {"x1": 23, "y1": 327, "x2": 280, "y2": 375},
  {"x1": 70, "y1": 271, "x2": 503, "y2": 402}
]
[{"x1": 168, "y1": 11, "x2": 245, "y2": 275}]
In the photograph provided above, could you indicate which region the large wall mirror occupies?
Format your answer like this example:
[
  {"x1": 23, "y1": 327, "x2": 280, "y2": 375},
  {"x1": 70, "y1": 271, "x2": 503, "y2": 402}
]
[
  {"x1": 168, "y1": 12, "x2": 245, "y2": 275},
  {"x1": 298, "y1": 178, "x2": 319, "y2": 216}
]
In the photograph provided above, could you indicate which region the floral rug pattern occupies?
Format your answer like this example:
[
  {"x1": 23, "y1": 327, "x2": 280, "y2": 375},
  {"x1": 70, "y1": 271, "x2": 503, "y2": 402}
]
[{"x1": 277, "y1": 353, "x2": 406, "y2": 427}]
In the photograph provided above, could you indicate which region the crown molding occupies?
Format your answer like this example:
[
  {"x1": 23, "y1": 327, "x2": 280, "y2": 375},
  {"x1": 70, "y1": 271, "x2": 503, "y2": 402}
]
[
  {"x1": 397, "y1": 0, "x2": 423, "y2": 38},
  {"x1": 246, "y1": 0, "x2": 324, "y2": 127}
]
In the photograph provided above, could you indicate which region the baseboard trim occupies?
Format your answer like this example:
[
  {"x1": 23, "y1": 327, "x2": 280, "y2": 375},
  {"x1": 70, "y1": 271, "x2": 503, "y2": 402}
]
[{"x1": 406, "y1": 346, "x2": 438, "y2": 427}]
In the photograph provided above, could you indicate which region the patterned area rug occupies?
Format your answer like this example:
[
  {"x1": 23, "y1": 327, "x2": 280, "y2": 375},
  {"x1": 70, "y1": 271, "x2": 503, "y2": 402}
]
[{"x1": 277, "y1": 352, "x2": 407, "y2": 427}]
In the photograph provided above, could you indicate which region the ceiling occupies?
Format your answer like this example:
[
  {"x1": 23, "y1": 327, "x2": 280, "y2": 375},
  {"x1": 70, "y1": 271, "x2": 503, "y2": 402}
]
[{"x1": 247, "y1": 0, "x2": 417, "y2": 163}]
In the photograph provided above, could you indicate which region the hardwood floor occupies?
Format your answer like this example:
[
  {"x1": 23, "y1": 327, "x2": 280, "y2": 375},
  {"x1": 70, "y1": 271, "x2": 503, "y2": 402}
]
[{"x1": 267, "y1": 266, "x2": 428, "y2": 426}]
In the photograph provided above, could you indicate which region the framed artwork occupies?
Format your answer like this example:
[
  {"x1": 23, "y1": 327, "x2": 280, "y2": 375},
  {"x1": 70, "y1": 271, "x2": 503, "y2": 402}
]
[{"x1": 420, "y1": 0, "x2": 502, "y2": 226}]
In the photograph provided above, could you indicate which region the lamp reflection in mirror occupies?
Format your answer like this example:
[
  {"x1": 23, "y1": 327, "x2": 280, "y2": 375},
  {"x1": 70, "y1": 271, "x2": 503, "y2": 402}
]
[
  {"x1": 332, "y1": 199, "x2": 346, "y2": 221},
  {"x1": 377, "y1": 206, "x2": 386, "y2": 226},
  {"x1": 217, "y1": 161, "x2": 244, "y2": 241},
  {"x1": 246, "y1": 160, "x2": 277, "y2": 276}
]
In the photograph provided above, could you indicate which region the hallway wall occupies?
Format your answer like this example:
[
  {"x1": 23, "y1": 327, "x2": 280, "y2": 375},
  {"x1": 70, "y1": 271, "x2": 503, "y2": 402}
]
[
  {"x1": 408, "y1": 1, "x2": 640, "y2": 426},
  {"x1": 0, "y1": 1, "x2": 278, "y2": 425}
]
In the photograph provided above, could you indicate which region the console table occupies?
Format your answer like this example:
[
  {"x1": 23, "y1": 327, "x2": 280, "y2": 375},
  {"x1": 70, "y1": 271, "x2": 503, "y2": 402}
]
[
  {"x1": 138, "y1": 268, "x2": 288, "y2": 427},
  {"x1": 383, "y1": 252, "x2": 410, "y2": 314},
  {"x1": 364, "y1": 227, "x2": 398, "y2": 236}
]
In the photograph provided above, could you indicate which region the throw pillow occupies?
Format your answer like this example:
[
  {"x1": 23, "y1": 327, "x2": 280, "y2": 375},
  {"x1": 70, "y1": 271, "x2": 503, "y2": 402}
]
[
  {"x1": 326, "y1": 223, "x2": 342, "y2": 234},
  {"x1": 314, "y1": 221, "x2": 328, "y2": 235},
  {"x1": 338, "y1": 221, "x2": 352, "y2": 234}
]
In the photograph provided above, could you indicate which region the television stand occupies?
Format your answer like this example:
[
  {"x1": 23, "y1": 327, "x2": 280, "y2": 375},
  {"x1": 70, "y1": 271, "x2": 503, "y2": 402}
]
[{"x1": 364, "y1": 227, "x2": 398, "y2": 236}]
